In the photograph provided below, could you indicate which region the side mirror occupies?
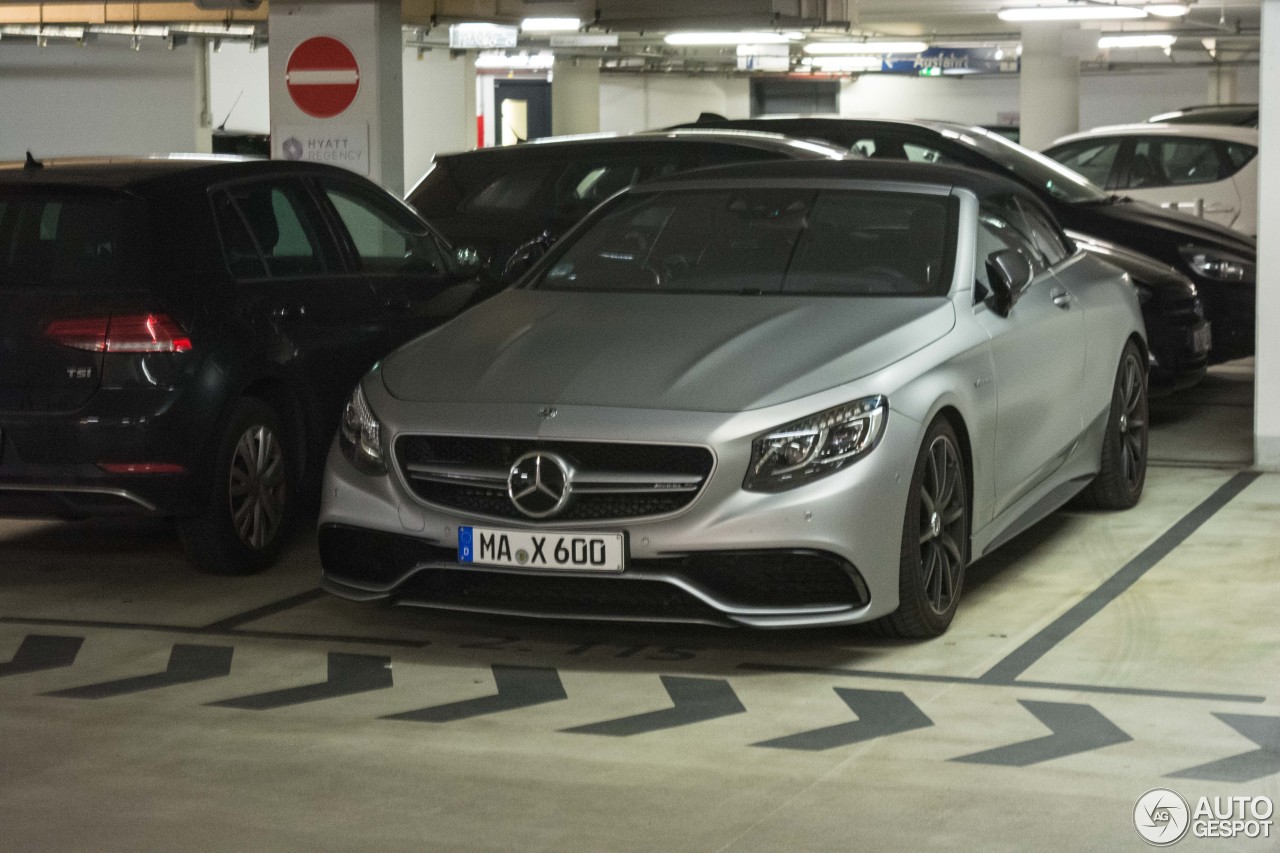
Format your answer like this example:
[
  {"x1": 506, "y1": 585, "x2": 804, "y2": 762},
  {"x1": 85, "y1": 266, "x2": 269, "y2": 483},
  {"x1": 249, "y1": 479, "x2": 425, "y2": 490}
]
[
  {"x1": 500, "y1": 230, "x2": 556, "y2": 282},
  {"x1": 452, "y1": 245, "x2": 482, "y2": 279},
  {"x1": 985, "y1": 249, "x2": 1033, "y2": 317}
]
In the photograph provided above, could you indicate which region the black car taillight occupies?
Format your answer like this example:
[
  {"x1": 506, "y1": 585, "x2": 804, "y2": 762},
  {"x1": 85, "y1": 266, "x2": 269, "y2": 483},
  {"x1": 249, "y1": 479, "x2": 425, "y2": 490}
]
[{"x1": 44, "y1": 313, "x2": 192, "y2": 353}]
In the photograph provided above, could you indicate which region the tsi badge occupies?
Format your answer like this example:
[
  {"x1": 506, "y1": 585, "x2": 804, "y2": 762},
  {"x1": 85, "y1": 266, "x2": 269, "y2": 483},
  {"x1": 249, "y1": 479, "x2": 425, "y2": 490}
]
[{"x1": 1135, "y1": 788, "x2": 1274, "y2": 845}]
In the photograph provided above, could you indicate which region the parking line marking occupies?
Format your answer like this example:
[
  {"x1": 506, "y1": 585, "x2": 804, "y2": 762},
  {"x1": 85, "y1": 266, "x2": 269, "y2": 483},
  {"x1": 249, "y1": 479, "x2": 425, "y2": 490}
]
[
  {"x1": 0, "y1": 634, "x2": 84, "y2": 678},
  {"x1": 207, "y1": 652, "x2": 393, "y2": 710},
  {"x1": 46, "y1": 644, "x2": 233, "y2": 699},
  {"x1": 754, "y1": 688, "x2": 933, "y2": 751},
  {"x1": 562, "y1": 676, "x2": 745, "y2": 737},
  {"x1": 1168, "y1": 714, "x2": 1280, "y2": 783},
  {"x1": 980, "y1": 470, "x2": 1260, "y2": 684},
  {"x1": 383, "y1": 664, "x2": 566, "y2": 723},
  {"x1": 201, "y1": 589, "x2": 327, "y2": 631},
  {"x1": 0, "y1": 616, "x2": 428, "y2": 649},
  {"x1": 951, "y1": 701, "x2": 1131, "y2": 766}
]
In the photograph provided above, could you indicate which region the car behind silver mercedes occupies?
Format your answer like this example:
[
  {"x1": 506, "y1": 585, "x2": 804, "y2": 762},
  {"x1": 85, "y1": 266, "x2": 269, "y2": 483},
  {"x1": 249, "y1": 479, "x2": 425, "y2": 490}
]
[{"x1": 318, "y1": 160, "x2": 1148, "y2": 638}]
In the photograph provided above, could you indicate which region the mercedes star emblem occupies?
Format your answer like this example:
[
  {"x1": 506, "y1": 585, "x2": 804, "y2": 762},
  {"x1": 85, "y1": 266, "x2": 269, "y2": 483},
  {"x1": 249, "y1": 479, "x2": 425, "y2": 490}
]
[{"x1": 507, "y1": 451, "x2": 572, "y2": 518}]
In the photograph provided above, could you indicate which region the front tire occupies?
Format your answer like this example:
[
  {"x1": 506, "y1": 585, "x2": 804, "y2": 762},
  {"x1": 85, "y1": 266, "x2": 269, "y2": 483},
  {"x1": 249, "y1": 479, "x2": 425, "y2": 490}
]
[
  {"x1": 178, "y1": 398, "x2": 296, "y2": 575},
  {"x1": 877, "y1": 418, "x2": 970, "y2": 639},
  {"x1": 1077, "y1": 340, "x2": 1148, "y2": 510}
]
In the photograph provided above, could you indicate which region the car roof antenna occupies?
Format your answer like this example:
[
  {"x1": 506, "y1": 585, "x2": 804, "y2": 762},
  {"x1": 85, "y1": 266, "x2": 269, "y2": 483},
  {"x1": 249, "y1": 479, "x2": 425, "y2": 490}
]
[
  {"x1": 218, "y1": 90, "x2": 245, "y2": 131},
  {"x1": 24, "y1": 151, "x2": 44, "y2": 170}
]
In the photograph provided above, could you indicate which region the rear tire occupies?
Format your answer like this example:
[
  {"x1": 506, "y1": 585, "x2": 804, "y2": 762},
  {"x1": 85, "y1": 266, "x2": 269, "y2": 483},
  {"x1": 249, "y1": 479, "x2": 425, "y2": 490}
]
[
  {"x1": 875, "y1": 418, "x2": 970, "y2": 639},
  {"x1": 1077, "y1": 340, "x2": 1148, "y2": 510},
  {"x1": 178, "y1": 398, "x2": 296, "y2": 575}
]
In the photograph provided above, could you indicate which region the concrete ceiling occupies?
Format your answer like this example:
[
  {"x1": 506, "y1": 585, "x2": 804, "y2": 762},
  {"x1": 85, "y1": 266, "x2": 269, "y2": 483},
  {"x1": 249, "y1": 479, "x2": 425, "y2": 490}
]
[{"x1": 0, "y1": 1, "x2": 1263, "y2": 70}]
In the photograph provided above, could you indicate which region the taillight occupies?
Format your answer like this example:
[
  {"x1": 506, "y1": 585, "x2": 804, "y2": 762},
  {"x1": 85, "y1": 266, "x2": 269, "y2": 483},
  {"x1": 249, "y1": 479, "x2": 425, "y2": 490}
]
[{"x1": 45, "y1": 313, "x2": 192, "y2": 353}]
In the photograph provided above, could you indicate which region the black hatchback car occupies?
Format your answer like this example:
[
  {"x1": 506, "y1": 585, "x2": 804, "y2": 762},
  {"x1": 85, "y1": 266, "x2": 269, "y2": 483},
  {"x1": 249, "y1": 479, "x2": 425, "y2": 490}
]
[
  {"x1": 677, "y1": 116, "x2": 1250, "y2": 375},
  {"x1": 0, "y1": 156, "x2": 486, "y2": 574},
  {"x1": 406, "y1": 128, "x2": 849, "y2": 281}
]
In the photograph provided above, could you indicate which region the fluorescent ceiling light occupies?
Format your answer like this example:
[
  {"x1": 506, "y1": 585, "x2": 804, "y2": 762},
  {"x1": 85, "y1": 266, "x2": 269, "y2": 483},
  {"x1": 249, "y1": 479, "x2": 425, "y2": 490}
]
[
  {"x1": 1098, "y1": 33, "x2": 1178, "y2": 48},
  {"x1": 170, "y1": 23, "x2": 258, "y2": 37},
  {"x1": 520, "y1": 18, "x2": 581, "y2": 32},
  {"x1": 89, "y1": 24, "x2": 171, "y2": 37},
  {"x1": 664, "y1": 31, "x2": 791, "y2": 46},
  {"x1": 804, "y1": 40, "x2": 929, "y2": 54},
  {"x1": 1, "y1": 24, "x2": 85, "y2": 38},
  {"x1": 1144, "y1": 3, "x2": 1189, "y2": 16},
  {"x1": 805, "y1": 56, "x2": 884, "y2": 71},
  {"x1": 998, "y1": 5, "x2": 1148, "y2": 22}
]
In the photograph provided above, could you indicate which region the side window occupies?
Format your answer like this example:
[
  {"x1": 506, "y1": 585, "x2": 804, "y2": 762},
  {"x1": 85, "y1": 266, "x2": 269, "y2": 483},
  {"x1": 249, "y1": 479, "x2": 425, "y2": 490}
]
[
  {"x1": 903, "y1": 143, "x2": 948, "y2": 164},
  {"x1": 976, "y1": 206, "x2": 1043, "y2": 294},
  {"x1": 1045, "y1": 140, "x2": 1120, "y2": 187},
  {"x1": 1013, "y1": 198, "x2": 1072, "y2": 267},
  {"x1": 1126, "y1": 137, "x2": 1225, "y2": 188},
  {"x1": 1221, "y1": 142, "x2": 1258, "y2": 176},
  {"x1": 462, "y1": 165, "x2": 556, "y2": 214},
  {"x1": 322, "y1": 182, "x2": 446, "y2": 276},
  {"x1": 211, "y1": 190, "x2": 267, "y2": 279},
  {"x1": 553, "y1": 159, "x2": 643, "y2": 214},
  {"x1": 217, "y1": 181, "x2": 332, "y2": 279}
]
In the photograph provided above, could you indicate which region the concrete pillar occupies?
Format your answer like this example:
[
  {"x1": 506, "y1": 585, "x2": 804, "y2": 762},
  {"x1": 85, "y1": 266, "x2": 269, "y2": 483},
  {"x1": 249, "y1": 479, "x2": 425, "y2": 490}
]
[
  {"x1": 1255, "y1": 3, "x2": 1280, "y2": 469},
  {"x1": 403, "y1": 48, "x2": 476, "y2": 191},
  {"x1": 1208, "y1": 65, "x2": 1240, "y2": 105},
  {"x1": 268, "y1": 0, "x2": 404, "y2": 194},
  {"x1": 1018, "y1": 23, "x2": 1080, "y2": 151},
  {"x1": 551, "y1": 57, "x2": 600, "y2": 136},
  {"x1": 194, "y1": 38, "x2": 214, "y2": 154}
]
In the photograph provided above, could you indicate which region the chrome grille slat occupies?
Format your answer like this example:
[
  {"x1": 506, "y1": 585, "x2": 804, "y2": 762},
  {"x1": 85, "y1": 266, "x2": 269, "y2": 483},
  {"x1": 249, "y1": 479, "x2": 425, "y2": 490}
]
[{"x1": 394, "y1": 436, "x2": 714, "y2": 522}]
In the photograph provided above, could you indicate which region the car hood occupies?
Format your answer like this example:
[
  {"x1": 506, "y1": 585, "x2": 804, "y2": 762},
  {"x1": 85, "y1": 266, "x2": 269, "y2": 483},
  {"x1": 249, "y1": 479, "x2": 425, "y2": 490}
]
[
  {"x1": 379, "y1": 290, "x2": 955, "y2": 412},
  {"x1": 1063, "y1": 196, "x2": 1255, "y2": 256}
]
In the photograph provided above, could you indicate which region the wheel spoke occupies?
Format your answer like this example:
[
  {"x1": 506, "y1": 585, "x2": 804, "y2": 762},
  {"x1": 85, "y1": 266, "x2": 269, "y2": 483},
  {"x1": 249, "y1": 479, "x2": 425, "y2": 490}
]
[
  {"x1": 921, "y1": 544, "x2": 938, "y2": 598},
  {"x1": 943, "y1": 505, "x2": 965, "y2": 525}
]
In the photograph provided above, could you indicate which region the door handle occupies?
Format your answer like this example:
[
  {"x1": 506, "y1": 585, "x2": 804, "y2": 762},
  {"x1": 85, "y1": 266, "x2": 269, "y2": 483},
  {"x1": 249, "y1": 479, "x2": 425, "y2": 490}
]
[
  {"x1": 269, "y1": 305, "x2": 307, "y2": 321},
  {"x1": 383, "y1": 298, "x2": 412, "y2": 313},
  {"x1": 1050, "y1": 289, "x2": 1071, "y2": 309}
]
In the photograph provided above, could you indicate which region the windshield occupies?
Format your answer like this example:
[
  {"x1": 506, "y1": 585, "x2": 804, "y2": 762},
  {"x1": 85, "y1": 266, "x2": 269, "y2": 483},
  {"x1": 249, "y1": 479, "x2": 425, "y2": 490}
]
[
  {"x1": 943, "y1": 126, "x2": 1110, "y2": 204},
  {"x1": 535, "y1": 187, "x2": 956, "y2": 297}
]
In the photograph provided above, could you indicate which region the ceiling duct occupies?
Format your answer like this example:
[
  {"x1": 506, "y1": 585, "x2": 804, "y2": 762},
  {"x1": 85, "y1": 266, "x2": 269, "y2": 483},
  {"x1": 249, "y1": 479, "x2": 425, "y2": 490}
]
[
  {"x1": 596, "y1": 0, "x2": 848, "y2": 31},
  {"x1": 193, "y1": 0, "x2": 262, "y2": 9}
]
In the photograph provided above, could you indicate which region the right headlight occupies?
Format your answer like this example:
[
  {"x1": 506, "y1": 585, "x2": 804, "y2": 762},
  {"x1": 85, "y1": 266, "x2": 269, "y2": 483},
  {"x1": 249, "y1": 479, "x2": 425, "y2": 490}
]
[
  {"x1": 744, "y1": 396, "x2": 888, "y2": 493},
  {"x1": 1178, "y1": 245, "x2": 1255, "y2": 283},
  {"x1": 339, "y1": 382, "x2": 386, "y2": 475}
]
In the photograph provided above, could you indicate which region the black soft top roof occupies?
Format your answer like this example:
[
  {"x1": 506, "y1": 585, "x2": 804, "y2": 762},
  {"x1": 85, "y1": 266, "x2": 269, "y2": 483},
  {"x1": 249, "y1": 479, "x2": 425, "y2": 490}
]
[
  {"x1": 0, "y1": 157, "x2": 357, "y2": 196},
  {"x1": 636, "y1": 157, "x2": 1036, "y2": 202}
]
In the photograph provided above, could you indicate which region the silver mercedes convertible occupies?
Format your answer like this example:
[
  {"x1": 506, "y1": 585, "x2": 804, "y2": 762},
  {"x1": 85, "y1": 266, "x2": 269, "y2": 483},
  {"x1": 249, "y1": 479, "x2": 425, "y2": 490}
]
[{"x1": 318, "y1": 160, "x2": 1148, "y2": 638}]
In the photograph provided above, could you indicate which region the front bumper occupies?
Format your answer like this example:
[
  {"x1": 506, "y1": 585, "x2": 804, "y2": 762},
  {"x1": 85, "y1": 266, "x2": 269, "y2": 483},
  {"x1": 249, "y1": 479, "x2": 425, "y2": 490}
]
[{"x1": 317, "y1": 402, "x2": 920, "y2": 629}]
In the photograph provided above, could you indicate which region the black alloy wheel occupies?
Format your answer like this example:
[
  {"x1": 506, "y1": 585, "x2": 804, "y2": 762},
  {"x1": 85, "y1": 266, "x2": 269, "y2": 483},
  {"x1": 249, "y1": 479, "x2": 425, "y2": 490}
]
[
  {"x1": 1078, "y1": 340, "x2": 1149, "y2": 510},
  {"x1": 877, "y1": 418, "x2": 970, "y2": 639}
]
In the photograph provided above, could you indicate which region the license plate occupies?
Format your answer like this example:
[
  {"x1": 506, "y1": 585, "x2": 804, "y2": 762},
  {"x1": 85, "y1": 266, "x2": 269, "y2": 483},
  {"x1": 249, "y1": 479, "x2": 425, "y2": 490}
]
[
  {"x1": 1190, "y1": 323, "x2": 1212, "y2": 355},
  {"x1": 459, "y1": 526, "x2": 625, "y2": 572}
]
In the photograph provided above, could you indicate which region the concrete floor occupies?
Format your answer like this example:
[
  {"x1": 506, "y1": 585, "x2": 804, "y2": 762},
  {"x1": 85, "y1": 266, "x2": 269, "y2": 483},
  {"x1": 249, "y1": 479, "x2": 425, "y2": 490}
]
[{"x1": 1, "y1": 365, "x2": 1276, "y2": 852}]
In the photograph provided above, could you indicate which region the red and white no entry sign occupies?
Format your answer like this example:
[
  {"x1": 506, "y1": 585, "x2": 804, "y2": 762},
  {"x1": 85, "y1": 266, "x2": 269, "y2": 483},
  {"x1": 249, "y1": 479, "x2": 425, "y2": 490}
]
[{"x1": 286, "y1": 36, "x2": 360, "y2": 119}]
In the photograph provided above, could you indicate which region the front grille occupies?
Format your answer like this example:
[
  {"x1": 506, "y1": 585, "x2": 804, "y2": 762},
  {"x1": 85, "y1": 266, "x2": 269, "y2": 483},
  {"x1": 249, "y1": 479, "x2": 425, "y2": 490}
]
[
  {"x1": 1163, "y1": 293, "x2": 1204, "y2": 326},
  {"x1": 395, "y1": 436, "x2": 714, "y2": 522}
]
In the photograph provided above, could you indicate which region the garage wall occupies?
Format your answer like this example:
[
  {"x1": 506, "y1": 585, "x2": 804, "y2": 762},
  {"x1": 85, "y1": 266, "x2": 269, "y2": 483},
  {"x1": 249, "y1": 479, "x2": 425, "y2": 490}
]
[
  {"x1": 209, "y1": 42, "x2": 270, "y2": 134},
  {"x1": 599, "y1": 75, "x2": 751, "y2": 132},
  {"x1": 0, "y1": 41, "x2": 198, "y2": 158},
  {"x1": 833, "y1": 65, "x2": 1260, "y2": 140}
]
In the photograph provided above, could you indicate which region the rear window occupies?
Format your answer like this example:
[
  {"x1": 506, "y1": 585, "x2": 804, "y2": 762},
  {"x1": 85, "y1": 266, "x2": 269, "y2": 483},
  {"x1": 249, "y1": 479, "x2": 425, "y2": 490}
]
[
  {"x1": 0, "y1": 195, "x2": 124, "y2": 287},
  {"x1": 537, "y1": 187, "x2": 957, "y2": 297}
]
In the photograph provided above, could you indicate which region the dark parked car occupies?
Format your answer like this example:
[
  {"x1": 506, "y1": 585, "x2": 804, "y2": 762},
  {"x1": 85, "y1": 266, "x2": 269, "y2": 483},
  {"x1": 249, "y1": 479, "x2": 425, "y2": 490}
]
[
  {"x1": 676, "y1": 116, "x2": 1255, "y2": 372},
  {"x1": 405, "y1": 128, "x2": 849, "y2": 281},
  {"x1": 0, "y1": 156, "x2": 486, "y2": 574}
]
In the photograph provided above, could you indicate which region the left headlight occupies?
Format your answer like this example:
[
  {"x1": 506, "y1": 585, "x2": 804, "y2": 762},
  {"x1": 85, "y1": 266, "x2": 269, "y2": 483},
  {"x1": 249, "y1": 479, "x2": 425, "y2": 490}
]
[
  {"x1": 744, "y1": 396, "x2": 888, "y2": 493},
  {"x1": 1179, "y1": 245, "x2": 1255, "y2": 283},
  {"x1": 339, "y1": 382, "x2": 386, "y2": 475}
]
